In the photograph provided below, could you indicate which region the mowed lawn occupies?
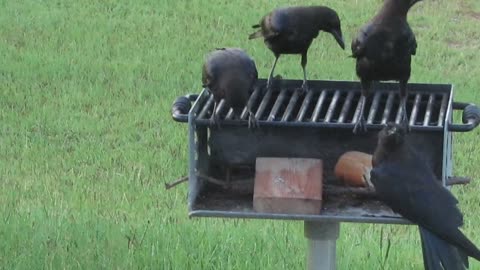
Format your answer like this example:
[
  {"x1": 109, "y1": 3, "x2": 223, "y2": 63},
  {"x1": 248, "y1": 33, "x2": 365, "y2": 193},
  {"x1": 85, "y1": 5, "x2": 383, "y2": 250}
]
[{"x1": 0, "y1": 0, "x2": 479, "y2": 269}]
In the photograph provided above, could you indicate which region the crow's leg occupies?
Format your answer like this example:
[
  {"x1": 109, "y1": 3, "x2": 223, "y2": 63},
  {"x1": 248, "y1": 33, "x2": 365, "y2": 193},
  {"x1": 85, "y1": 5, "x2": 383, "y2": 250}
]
[
  {"x1": 209, "y1": 101, "x2": 220, "y2": 129},
  {"x1": 399, "y1": 80, "x2": 410, "y2": 132},
  {"x1": 353, "y1": 80, "x2": 371, "y2": 134},
  {"x1": 353, "y1": 96, "x2": 367, "y2": 134},
  {"x1": 300, "y1": 51, "x2": 309, "y2": 94},
  {"x1": 247, "y1": 110, "x2": 258, "y2": 130},
  {"x1": 266, "y1": 54, "x2": 280, "y2": 90}
]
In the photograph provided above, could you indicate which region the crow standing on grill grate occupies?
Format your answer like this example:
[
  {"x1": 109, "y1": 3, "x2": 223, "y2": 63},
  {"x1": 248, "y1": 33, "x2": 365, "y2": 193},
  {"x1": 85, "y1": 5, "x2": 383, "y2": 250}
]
[
  {"x1": 202, "y1": 48, "x2": 258, "y2": 129},
  {"x1": 351, "y1": 0, "x2": 422, "y2": 133},
  {"x1": 371, "y1": 123, "x2": 480, "y2": 270},
  {"x1": 249, "y1": 6, "x2": 345, "y2": 93}
]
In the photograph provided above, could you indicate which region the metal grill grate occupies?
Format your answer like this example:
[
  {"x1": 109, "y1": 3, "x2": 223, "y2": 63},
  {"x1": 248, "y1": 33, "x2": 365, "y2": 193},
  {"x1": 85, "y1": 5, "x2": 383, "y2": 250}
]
[{"x1": 195, "y1": 80, "x2": 450, "y2": 129}]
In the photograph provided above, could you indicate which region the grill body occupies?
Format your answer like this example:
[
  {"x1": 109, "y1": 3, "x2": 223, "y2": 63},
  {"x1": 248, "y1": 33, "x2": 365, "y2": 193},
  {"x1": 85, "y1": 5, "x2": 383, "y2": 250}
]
[{"x1": 172, "y1": 79, "x2": 478, "y2": 224}]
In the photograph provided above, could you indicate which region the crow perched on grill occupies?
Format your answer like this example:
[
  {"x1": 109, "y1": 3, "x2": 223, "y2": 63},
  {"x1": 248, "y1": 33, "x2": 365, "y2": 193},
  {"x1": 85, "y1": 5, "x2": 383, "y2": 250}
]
[
  {"x1": 351, "y1": 0, "x2": 422, "y2": 133},
  {"x1": 249, "y1": 6, "x2": 345, "y2": 93},
  {"x1": 371, "y1": 123, "x2": 480, "y2": 270},
  {"x1": 202, "y1": 48, "x2": 258, "y2": 129}
]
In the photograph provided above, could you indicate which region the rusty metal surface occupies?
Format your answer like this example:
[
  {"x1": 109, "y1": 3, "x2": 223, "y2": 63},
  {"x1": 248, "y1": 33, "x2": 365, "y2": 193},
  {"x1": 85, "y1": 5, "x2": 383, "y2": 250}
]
[{"x1": 192, "y1": 186, "x2": 406, "y2": 224}]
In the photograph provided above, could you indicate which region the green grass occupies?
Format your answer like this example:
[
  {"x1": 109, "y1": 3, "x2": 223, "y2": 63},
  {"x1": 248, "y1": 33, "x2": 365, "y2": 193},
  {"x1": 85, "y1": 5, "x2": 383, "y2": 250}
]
[{"x1": 0, "y1": 0, "x2": 479, "y2": 269}]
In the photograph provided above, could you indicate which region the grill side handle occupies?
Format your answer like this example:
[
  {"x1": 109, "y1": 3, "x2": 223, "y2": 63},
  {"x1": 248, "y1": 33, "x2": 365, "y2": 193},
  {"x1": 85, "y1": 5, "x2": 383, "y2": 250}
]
[
  {"x1": 448, "y1": 102, "x2": 480, "y2": 132},
  {"x1": 171, "y1": 94, "x2": 199, "y2": 123}
]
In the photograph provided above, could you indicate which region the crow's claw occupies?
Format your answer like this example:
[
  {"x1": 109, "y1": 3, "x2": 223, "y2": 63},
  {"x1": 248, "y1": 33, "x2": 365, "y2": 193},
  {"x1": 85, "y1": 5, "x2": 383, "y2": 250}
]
[
  {"x1": 353, "y1": 115, "x2": 367, "y2": 134},
  {"x1": 248, "y1": 111, "x2": 259, "y2": 130}
]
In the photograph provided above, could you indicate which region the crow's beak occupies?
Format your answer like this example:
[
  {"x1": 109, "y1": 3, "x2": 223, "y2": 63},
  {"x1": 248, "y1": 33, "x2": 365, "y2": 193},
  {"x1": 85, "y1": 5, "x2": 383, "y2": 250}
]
[{"x1": 331, "y1": 29, "x2": 345, "y2": 50}]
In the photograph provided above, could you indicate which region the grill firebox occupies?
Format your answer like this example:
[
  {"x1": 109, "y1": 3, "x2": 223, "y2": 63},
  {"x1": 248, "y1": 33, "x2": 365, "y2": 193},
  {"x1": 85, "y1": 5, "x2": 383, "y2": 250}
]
[{"x1": 172, "y1": 79, "x2": 479, "y2": 224}]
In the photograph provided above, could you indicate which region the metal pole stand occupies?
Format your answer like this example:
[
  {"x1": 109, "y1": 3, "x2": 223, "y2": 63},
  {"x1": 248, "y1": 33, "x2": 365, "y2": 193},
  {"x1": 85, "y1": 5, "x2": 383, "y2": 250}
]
[{"x1": 304, "y1": 221, "x2": 340, "y2": 270}]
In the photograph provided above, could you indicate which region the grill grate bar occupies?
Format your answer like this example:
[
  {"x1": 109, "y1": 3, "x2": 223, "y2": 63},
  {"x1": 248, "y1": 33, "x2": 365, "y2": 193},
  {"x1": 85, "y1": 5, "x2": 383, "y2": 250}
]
[
  {"x1": 312, "y1": 91, "x2": 328, "y2": 122},
  {"x1": 381, "y1": 92, "x2": 395, "y2": 125},
  {"x1": 255, "y1": 87, "x2": 273, "y2": 120},
  {"x1": 338, "y1": 91, "x2": 355, "y2": 123},
  {"x1": 241, "y1": 87, "x2": 262, "y2": 120},
  {"x1": 198, "y1": 95, "x2": 215, "y2": 119},
  {"x1": 296, "y1": 91, "x2": 315, "y2": 121},
  {"x1": 216, "y1": 99, "x2": 227, "y2": 120},
  {"x1": 325, "y1": 90, "x2": 341, "y2": 122},
  {"x1": 352, "y1": 94, "x2": 363, "y2": 124},
  {"x1": 282, "y1": 90, "x2": 301, "y2": 121},
  {"x1": 423, "y1": 94, "x2": 435, "y2": 126},
  {"x1": 395, "y1": 98, "x2": 403, "y2": 124},
  {"x1": 225, "y1": 108, "x2": 234, "y2": 120},
  {"x1": 409, "y1": 94, "x2": 423, "y2": 126},
  {"x1": 367, "y1": 92, "x2": 382, "y2": 124},
  {"x1": 438, "y1": 93, "x2": 449, "y2": 127},
  {"x1": 268, "y1": 88, "x2": 288, "y2": 121}
]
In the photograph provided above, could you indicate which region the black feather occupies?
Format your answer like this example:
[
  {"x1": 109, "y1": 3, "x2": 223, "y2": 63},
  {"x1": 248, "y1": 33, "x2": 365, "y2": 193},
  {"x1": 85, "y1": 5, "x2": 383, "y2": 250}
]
[
  {"x1": 372, "y1": 124, "x2": 480, "y2": 269},
  {"x1": 202, "y1": 48, "x2": 258, "y2": 128}
]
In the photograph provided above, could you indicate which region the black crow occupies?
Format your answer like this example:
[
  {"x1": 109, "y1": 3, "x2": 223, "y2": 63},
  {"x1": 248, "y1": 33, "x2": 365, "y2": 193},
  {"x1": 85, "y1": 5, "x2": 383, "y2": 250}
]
[
  {"x1": 202, "y1": 48, "x2": 258, "y2": 129},
  {"x1": 371, "y1": 123, "x2": 480, "y2": 269},
  {"x1": 351, "y1": 0, "x2": 422, "y2": 133},
  {"x1": 249, "y1": 6, "x2": 345, "y2": 92}
]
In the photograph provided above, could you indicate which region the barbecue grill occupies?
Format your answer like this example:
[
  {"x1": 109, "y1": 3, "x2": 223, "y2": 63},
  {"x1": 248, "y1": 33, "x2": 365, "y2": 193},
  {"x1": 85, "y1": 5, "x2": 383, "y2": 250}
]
[
  {"x1": 172, "y1": 78, "x2": 479, "y2": 221},
  {"x1": 171, "y1": 79, "x2": 480, "y2": 269}
]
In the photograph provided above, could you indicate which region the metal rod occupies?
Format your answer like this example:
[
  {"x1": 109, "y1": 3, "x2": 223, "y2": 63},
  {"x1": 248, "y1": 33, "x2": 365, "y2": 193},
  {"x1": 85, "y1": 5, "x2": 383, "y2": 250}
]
[
  {"x1": 255, "y1": 87, "x2": 274, "y2": 120},
  {"x1": 438, "y1": 93, "x2": 448, "y2": 127},
  {"x1": 191, "y1": 210, "x2": 409, "y2": 225},
  {"x1": 268, "y1": 88, "x2": 288, "y2": 121},
  {"x1": 164, "y1": 176, "x2": 188, "y2": 190},
  {"x1": 352, "y1": 93, "x2": 363, "y2": 124},
  {"x1": 409, "y1": 94, "x2": 422, "y2": 126},
  {"x1": 216, "y1": 99, "x2": 226, "y2": 120},
  {"x1": 282, "y1": 90, "x2": 301, "y2": 121},
  {"x1": 312, "y1": 90, "x2": 328, "y2": 122},
  {"x1": 367, "y1": 92, "x2": 382, "y2": 124},
  {"x1": 240, "y1": 107, "x2": 247, "y2": 120},
  {"x1": 325, "y1": 90, "x2": 341, "y2": 123},
  {"x1": 193, "y1": 117, "x2": 445, "y2": 129},
  {"x1": 423, "y1": 94, "x2": 435, "y2": 126},
  {"x1": 297, "y1": 90, "x2": 315, "y2": 122},
  {"x1": 338, "y1": 91, "x2": 355, "y2": 123},
  {"x1": 197, "y1": 95, "x2": 215, "y2": 119},
  {"x1": 381, "y1": 92, "x2": 395, "y2": 124},
  {"x1": 225, "y1": 108, "x2": 234, "y2": 120},
  {"x1": 305, "y1": 221, "x2": 340, "y2": 270},
  {"x1": 241, "y1": 86, "x2": 262, "y2": 120},
  {"x1": 394, "y1": 95, "x2": 405, "y2": 124}
]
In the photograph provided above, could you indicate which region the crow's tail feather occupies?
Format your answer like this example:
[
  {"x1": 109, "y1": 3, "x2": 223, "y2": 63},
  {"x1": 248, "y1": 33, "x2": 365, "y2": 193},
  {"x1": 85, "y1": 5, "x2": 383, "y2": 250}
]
[{"x1": 419, "y1": 227, "x2": 468, "y2": 270}]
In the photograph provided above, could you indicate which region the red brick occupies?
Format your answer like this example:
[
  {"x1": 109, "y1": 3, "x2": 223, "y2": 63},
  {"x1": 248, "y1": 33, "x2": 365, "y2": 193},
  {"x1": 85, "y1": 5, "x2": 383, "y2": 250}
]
[{"x1": 253, "y1": 158, "x2": 323, "y2": 215}]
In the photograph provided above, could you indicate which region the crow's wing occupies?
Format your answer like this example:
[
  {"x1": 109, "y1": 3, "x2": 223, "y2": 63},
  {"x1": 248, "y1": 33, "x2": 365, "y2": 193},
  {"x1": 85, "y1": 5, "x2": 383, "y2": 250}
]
[
  {"x1": 268, "y1": 7, "x2": 321, "y2": 41},
  {"x1": 351, "y1": 19, "x2": 417, "y2": 61},
  {"x1": 371, "y1": 163, "x2": 480, "y2": 260},
  {"x1": 371, "y1": 162, "x2": 463, "y2": 232}
]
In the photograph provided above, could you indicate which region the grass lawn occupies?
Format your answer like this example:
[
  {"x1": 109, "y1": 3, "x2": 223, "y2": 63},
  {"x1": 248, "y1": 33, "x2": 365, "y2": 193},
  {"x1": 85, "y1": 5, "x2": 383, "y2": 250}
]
[{"x1": 0, "y1": 0, "x2": 479, "y2": 269}]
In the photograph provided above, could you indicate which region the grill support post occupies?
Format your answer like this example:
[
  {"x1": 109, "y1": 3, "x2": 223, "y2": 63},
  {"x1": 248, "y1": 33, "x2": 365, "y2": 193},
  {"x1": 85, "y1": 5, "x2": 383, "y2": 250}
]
[{"x1": 304, "y1": 221, "x2": 340, "y2": 270}]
